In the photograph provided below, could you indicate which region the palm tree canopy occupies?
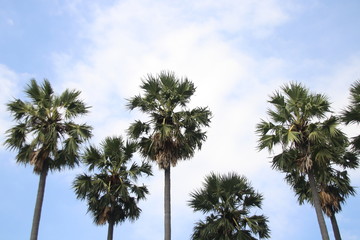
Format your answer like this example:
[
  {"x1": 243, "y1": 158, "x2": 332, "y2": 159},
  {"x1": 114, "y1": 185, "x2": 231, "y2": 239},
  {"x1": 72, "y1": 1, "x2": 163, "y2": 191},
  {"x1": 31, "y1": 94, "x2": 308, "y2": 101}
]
[
  {"x1": 256, "y1": 82, "x2": 346, "y2": 174},
  {"x1": 189, "y1": 172, "x2": 270, "y2": 240},
  {"x1": 5, "y1": 79, "x2": 92, "y2": 173},
  {"x1": 73, "y1": 136, "x2": 152, "y2": 226},
  {"x1": 127, "y1": 71, "x2": 212, "y2": 169}
]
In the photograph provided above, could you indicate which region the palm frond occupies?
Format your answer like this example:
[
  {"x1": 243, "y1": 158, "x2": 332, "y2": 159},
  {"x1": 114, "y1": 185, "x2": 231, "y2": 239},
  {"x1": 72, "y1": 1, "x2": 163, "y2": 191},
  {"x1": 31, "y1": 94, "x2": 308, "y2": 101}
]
[
  {"x1": 342, "y1": 80, "x2": 360, "y2": 124},
  {"x1": 127, "y1": 120, "x2": 150, "y2": 139}
]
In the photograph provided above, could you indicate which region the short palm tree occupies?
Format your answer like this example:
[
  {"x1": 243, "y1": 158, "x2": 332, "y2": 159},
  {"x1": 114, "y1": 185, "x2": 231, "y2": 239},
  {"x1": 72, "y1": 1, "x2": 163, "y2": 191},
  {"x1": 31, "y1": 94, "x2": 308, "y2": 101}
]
[
  {"x1": 73, "y1": 136, "x2": 152, "y2": 240},
  {"x1": 188, "y1": 172, "x2": 270, "y2": 240},
  {"x1": 4, "y1": 79, "x2": 92, "y2": 240},
  {"x1": 342, "y1": 80, "x2": 360, "y2": 152},
  {"x1": 127, "y1": 71, "x2": 212, "y2": 240},
  {"x1": 256, "y1": 82, "x2": 346, "y2": 240}
]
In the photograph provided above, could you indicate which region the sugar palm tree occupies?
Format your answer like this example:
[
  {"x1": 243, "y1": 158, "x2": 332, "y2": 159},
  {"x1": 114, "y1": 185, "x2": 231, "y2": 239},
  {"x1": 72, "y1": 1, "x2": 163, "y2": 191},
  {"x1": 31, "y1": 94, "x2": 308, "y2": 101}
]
[
  {"x1": 73, "y1": 136, "x2": 152, "y2": 240},
  {"x1": 127, "y1": 71, "x2": 212, "y2": 240},
  {"x1": 188, "y1": 172, "x2": 270, "y2": 240},
  {"x1": 342, "y1": 80, "x2": 360, "y2": 152},
  {"x1": 256, "y1": 82, "x2": 346, "y2": 240},
  {"x1": 5, "y1": 79, "x2": 92, "y2": 240}
]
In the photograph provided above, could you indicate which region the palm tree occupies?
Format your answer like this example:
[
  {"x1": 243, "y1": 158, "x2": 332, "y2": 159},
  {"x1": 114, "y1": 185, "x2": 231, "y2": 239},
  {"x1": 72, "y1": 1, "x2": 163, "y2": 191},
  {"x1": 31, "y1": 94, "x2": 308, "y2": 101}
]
[
  {"x1": 188, "y1": 172, "x2": 270, "y2": 240},
  {"x1": 342, "y1": 80, "x2": 360, "y2": 152},
  {"x1": 73, "y1": 136, "x2": 152, "y2": 240},
  {"x1": 4, "y1": 79, "x2": 92, "y2": 240},
  {"x1": 256, "y1": 82, "x2": 346, "y2": 240},
  {"x1": 127, "y1": 71, "x2": 212, "y2": 240}
]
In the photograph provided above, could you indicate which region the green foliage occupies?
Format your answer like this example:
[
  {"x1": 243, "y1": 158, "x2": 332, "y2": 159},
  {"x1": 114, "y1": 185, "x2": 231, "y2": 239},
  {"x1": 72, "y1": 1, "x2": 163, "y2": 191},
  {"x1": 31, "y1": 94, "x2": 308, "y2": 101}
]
[
  {"x1": 189, "y1": 172, "x2": 270, "y2": 240},
  {"x1": 342, "y1": 80, "x2": 360, "y2": 152},
  {"x1": 256, "y1": 82, "x2": 344, "y2": 174},
  {"x1": 286, "y1": 166, "x2": 356, "y2": 217},
  {"x1": 342, "y1": 80, "x2": 360, "y2": 125},
  {"x1": 73, "y1": 136, "x2": 152, "y2": 226},
  {"x1": 5, "y1": 79, "x2": 92, "y2": 173},
  {"x1": 127, "y1": 71, "x2": 212, "y2": 169}
]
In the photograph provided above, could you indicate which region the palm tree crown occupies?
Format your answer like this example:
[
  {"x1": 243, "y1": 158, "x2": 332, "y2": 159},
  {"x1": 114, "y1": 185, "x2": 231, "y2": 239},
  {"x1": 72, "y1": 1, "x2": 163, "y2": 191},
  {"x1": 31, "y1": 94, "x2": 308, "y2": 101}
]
[
  {"x1": 189, "y1": 172, "x2": 270, "y2": 240},
  {"x1": 127, "y1": 71, "x2": 212, "y2": 169},
  {"x1": 5, "y1": 79, "x2": 92, "y2": 173},
  {"x1": 256, "y1": 82, "x2": 348, "y2": 174},
  {"x1": 73, "y1": 136, "x2": 152, "y2": 240}
]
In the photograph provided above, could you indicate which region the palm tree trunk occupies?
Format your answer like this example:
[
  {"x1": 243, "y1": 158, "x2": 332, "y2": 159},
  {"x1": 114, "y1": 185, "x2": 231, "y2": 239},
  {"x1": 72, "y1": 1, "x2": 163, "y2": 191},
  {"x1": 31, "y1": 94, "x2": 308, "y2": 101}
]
[
  {"x1": 308, "y1": 171, "x2": 330, "y2": 240},
  {"x1": 164, "y1": 166, "x2": 171, "y2": 240},
  {"x1": 30, "y1": 169, "x2": 48, "y2": 240},
  {"x1": 330, "y1": 213, "x2": 342, "y2": 240},
  {"x1": 107, "y1": 220, "x2": 114, "y2": 240}
]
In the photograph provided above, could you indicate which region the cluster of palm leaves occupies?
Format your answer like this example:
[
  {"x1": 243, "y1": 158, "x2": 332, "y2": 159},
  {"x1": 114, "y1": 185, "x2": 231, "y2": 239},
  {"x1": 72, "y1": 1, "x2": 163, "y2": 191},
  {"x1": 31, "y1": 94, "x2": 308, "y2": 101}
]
[{"x1": 256, "y1": 82, "x2": 359, "y2": 240}]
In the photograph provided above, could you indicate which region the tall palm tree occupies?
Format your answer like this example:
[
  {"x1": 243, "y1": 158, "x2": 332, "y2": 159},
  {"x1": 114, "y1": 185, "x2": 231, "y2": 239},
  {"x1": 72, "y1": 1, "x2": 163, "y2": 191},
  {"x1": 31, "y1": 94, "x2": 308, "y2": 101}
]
[
  {"x1": 4, "y1": 79, "x2": 92, "y2": 240},
  {"x1": 188, "y1": 172, "x2": 270, "y2": 240},
  {"x1": 127, "y1": 71, "x2": 212, "y2": 240},
  {"x1": 256, "y1": 82, "x2": 346, "y2": 240},
  {"x1": 73, "y1": 136, "x2": 152, "y2": 240},
  {"x1": 342, "y1": 80, "x2": 360, "y2": 152}
]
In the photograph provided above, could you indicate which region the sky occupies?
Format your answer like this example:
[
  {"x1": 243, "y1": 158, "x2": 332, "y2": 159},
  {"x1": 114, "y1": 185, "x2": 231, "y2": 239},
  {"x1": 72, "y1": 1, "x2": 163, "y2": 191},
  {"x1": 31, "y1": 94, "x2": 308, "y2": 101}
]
[{"x1": 1, "y1": 0, "x2": 360, "y2": 239}]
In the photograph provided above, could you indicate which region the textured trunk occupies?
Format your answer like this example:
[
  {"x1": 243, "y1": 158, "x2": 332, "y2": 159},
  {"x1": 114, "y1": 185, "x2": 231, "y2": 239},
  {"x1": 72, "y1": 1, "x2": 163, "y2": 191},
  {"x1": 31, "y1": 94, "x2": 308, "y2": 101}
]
[
  {"x1": 308, "y1": 171, "x2": 330, "y2": 240},
  {"x1": 30, "y1": 169, "x2": 48, "y2": 240},
  {"x1": 107, "y1": 220, "x2": 114, "y2": 240},
  {"x1": 330, "y1": 213, "x2": 342, "y2": 240},
  {"x1": 164, "y1": 167, "x2": 171, "y2": 240}
]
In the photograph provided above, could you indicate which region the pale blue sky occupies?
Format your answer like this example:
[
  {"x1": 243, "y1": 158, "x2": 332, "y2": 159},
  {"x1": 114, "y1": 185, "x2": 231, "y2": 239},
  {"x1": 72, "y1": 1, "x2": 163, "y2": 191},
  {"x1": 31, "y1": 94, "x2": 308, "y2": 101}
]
[{"x1": 1, "y1": 1, "x2": 360, "y2": 239}]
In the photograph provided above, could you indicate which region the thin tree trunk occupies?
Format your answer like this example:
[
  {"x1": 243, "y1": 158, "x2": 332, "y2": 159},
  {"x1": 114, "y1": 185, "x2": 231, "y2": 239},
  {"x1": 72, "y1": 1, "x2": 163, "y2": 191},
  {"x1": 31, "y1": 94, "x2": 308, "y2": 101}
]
[
  {"x1": 330, "y1": 213, "x2": 342, "y2": 240},
  {"x1": 308, "y1": 171, "x2": 330, "y2": 240},
  {"x1": 107, "y1": 221, "x2": 114, "y2": 240},
  {"x1": 164, "y1": 166, "x2": 171, "y2": 240},
  {"x1": 30, "y1": 169, "x2": 48, "y2": 240}
]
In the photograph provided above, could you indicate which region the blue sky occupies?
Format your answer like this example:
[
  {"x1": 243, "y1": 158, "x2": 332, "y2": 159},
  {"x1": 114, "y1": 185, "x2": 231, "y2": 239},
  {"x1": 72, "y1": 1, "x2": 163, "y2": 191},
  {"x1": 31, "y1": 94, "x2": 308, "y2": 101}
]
[{"x1": 1, "y1": 0, "x2": 360, "y2": 239}]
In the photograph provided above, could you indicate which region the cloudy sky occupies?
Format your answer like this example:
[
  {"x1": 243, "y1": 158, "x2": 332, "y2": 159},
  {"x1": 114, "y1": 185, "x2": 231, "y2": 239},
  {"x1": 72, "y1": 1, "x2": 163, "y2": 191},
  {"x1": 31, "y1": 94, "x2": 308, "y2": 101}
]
[{"x1": 1, "y1": 0, "x2": 360, "y2": 239}]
